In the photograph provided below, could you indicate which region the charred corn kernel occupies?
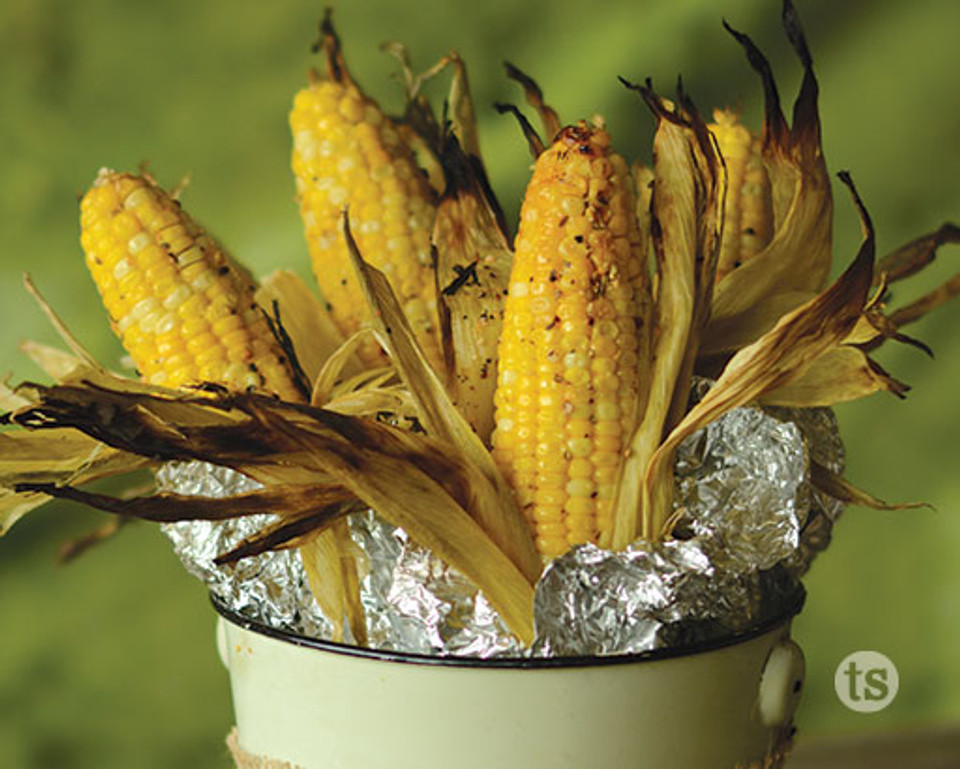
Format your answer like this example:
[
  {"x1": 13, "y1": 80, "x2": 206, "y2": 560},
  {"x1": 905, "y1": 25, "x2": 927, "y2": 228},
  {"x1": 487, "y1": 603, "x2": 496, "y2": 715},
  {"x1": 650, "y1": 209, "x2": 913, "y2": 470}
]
[
  {"x1": 80, "y1": 170, "x2": 303, "y2": 401},
  {"x1": 290, "y1": 73, "x2": 442, "y2": 370},
  {"x1": 491, "y1": 122, "x2": 643, "y2": 560},
  {"x1": 709, "y1": 109, "x2": 774, "y2": 281}
]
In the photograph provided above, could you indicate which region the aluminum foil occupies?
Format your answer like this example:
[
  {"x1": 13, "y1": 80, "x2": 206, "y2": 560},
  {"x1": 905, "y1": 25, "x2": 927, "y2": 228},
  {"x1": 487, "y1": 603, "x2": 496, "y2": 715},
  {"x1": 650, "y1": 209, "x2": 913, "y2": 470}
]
[
  {"x1": 768, "y1": 406, "x2": 847, "y2": 572},
  {"x1": 673, "y1": 405, "x2": 808, "y2": 571},
  {"x1": 350, "y1": 511, "x2": 523, "y2": 657},
  {"x1": 156, "y1": 462, "x2": 331, "y2": 638},
  {"x1": 157, "y1": 399, "x2": 843, "y2": 658},
  {"x1": 156, "y1": 463, "x2": 519, "y2": 657},
  {"x1": 533, "y1": 540, "x2": 757, "y2": 656}
]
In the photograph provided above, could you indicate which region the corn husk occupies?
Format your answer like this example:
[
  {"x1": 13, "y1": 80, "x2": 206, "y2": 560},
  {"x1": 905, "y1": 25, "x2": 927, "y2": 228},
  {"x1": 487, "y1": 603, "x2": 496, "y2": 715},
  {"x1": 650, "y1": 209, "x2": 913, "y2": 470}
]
[
  {"x1": 256, "y1": 270, "x2": 366, "y2": 644},
  {"x1": 0, "y1": 283, "x2": 149, "y2": 534},
  {"x1": 503, "y1": 62, "x2": 561, "y2": 142},
  {"x1": 809, "y1": 461, "x2": 927, "y2": 513},
  {"x1": 301, "y1": 520, "x2": 367, "y2": 645},
  {"x1": 705, "y1": 6, "x2": 832, "y2": 350},
  {"x1": 4, "y1": 364, "x2": 536, "y2": 643},
  {"x1": 611, "y1": 84, "x2": 720, "y2": 547},
  {"x1": 255, "y1": 269, "x2": 358, "y2": 388},
  {"x1": 0, "y1": 428, "x2": 150, "y2": 535},
  {"x1": 643, "y1": 175, "x2": 875, "y2": 537},
  {"x1": 342, "y1": 214, "x2": 541, "y2": 584},
  {"x1": 433, "y1": 134, "x2": 512, "y2": 442},
  {"x1": 383, "y1": 44, "x2": 512, "y2": 444},
  {"x1": 758, "y1": 346, "x2": 908, "y2": 407},
  {"x1": 874, "y1": 222, "x2": 960, "y2": 284}
]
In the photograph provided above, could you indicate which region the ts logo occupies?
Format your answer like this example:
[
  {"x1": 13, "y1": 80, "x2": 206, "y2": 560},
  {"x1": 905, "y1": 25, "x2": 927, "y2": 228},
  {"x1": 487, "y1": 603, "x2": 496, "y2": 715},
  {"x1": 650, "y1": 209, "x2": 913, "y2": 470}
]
[{"x1": 834, "y1": 651, "x2": 899, "y2": 712}]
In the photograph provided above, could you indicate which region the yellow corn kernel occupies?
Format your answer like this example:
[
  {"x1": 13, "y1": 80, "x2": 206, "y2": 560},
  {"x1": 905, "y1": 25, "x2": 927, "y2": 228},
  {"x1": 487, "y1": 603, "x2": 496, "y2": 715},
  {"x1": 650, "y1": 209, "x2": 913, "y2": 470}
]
[
  {"x1": 290, "y1": 66, "x2": 441, "y2": 371},
  {"x1": 80, "y1": 169, "x2": 304, "y2": 401},
  {"x1": 708, "y1": 108, "x2": 774, "y2": 281},
  {"x1": 491, "y1": 122, "x2": 643, "y2": 560}
]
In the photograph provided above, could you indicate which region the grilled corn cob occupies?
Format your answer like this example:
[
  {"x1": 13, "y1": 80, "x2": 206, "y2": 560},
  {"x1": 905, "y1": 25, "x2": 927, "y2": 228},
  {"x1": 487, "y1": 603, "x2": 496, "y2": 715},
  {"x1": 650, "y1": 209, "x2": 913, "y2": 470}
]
[
  {"x1": 290, "y1": 37, "x2": 442, "y2": 370},
  {"x1": 491, "y1": 123, "x2": 643, "y2": 559},
  {"x1": 709, "y1": 108, "x2": 773, "y2": 281},
  {"x1": 80, "y1": 169, "x2": 304, "y2": 401}
]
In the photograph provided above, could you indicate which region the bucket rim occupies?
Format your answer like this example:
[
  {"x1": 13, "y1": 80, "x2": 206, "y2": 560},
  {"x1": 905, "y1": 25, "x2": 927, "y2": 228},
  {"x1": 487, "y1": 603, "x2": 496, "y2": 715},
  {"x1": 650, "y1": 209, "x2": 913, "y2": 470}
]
[{"x1": 211, "y1": 587, "x2": 804, "y2": 669}]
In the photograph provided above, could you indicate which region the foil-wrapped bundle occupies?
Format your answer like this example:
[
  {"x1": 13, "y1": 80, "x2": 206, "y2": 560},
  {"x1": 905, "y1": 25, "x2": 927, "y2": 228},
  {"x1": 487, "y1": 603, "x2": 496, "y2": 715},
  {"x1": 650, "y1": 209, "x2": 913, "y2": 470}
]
[
  {"x1": 532, "y1": 540, "x2": 766, "y2": 656},
  {"x1": 156, "y1": 462, "x2": 331, "y2": 639},
  {"x1": 350, "y1": 511, "x2": 523, "y2": 657},
  {"x1": 157, "y1": 463, "x2": 520, "y2": 657},
  {"x1": 673, "y1": 405, "x2": 808, "y2": 571},
  {"x1": 160, "y1": 402, "x2": 842, "y2": 658}
]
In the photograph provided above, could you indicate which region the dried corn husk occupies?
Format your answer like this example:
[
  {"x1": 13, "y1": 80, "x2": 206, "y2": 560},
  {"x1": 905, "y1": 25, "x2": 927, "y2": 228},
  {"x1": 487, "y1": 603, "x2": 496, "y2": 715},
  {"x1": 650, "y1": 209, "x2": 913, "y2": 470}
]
[
  {"x1": 342, "y1": 214, "x2": 541, "y2": 583},
  {"x1": 4, "y1": 364, "x2": 536, "y2": 643},
  {"x1": 810, "y1": 461, "x2": 927, "y2": 512},
  {"x1": 611, "y1": 84, "x2": 719, "y2": 547},
  {"x1": 503, "y1": 62, "x2": 562, "y2": 142},
  {"x1": 301, "y1": 520, "x2": 367, "y2": 645},
  {"x1": 255, "y1": 270, "x2": 358, "y2": 388},
  {"x1": 0, "y1": 429, "x2": 150, "y2": 534},
  {"x1": 758, "y1": 346, "x2": 908, "y2": 407},
  {"x1": 643, "y1": 175, "x2": 875, "y2": 537},
  {"x1": 433, "y1": 134, "x2": 512, "y2": 442},
  {"x1": 705, "y1": 6, "x2": 832, "y2": 351}
]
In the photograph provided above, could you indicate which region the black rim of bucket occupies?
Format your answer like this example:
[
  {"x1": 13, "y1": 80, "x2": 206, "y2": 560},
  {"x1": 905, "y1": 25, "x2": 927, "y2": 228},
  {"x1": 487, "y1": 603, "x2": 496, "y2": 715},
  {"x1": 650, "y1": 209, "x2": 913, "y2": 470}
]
[{"x1": 211, "y1": 587, "x2": 805, "y2": 670}]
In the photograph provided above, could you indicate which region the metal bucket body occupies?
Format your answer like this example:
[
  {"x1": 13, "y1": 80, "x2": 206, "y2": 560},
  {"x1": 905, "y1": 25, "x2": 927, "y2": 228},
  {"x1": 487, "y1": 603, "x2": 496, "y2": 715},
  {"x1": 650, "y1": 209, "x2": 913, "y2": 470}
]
[{"x1": 216, "y1": 603, "x2": 804, "y2": 769}]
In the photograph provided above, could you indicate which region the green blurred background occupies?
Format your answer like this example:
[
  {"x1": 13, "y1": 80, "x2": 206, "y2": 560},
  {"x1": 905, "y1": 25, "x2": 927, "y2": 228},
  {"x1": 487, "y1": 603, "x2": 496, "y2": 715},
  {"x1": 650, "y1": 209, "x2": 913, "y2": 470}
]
[{"x1": 1, "y1": 0, "x2": 958, "y2": 766}]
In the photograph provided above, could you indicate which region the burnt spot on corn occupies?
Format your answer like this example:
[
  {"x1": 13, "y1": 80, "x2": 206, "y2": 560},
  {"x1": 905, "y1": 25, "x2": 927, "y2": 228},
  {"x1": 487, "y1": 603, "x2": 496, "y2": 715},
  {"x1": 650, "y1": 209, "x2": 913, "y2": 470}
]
[{"x1": 441, "y1": 260, "x2": 480, "y2": 296}]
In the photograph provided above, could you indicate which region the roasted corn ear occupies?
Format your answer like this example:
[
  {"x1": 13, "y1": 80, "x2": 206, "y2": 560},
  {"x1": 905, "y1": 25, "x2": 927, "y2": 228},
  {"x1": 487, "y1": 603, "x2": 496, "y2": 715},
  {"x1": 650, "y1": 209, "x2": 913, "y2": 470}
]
[
  {"x1": 491, "y1": 123, "x2": 644, "y2": 559},
  {"x1": 80, "y1": 169, "x2": 304, "y2": 401},
  {"x1": 289, "y1": 20, "x2": 441, "y2": 370}
]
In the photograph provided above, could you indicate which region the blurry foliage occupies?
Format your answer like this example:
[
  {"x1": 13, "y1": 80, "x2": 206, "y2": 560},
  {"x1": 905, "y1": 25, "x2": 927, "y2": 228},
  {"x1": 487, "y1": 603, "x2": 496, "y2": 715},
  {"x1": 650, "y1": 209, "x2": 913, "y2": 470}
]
[{"x1": 0, "y1": 0, "x2": 958, "y2": 766}]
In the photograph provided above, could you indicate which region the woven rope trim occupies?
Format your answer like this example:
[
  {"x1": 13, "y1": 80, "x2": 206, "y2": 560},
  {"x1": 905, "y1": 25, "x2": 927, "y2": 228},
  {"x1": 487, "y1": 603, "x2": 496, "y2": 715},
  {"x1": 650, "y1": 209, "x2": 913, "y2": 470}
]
[{"x1": 227, "y1": 728, "x2": 304, "y2": 769}]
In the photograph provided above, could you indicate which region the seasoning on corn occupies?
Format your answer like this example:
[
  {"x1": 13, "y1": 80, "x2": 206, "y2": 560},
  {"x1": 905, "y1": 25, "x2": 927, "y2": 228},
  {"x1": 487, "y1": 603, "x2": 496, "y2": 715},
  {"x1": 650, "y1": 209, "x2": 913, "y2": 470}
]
[
  {"x1": 709, "y1": 108, "x2": 773, "y2": 282},
  {"x1": 491, "y1": 122, "x2": 643, "y2": 560},
  {"x1": 80, "y1": 169, "x2": 305, "y2": 402},
  {"x1": 289, "y1": 16, "x2": 442, "y2": 370}
]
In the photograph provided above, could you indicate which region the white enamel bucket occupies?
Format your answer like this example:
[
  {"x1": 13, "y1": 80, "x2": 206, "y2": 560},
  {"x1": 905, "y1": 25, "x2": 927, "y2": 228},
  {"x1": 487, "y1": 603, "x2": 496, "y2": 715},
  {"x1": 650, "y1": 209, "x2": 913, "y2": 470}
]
[{"x1": 215, "y1": 598, "x2": 805, "y2": 769}]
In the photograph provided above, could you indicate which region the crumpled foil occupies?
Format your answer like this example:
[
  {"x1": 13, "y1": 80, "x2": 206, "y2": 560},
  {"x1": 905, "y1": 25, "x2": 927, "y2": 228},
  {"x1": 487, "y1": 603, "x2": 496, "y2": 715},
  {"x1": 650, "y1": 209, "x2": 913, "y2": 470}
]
[
  {"x1": 673, "y1": 405, "x2": 808, "y2": 571},
  {"x1": 350, "y1": 511, "x2": 523, "y2": 657},
  {"x1": 156, "y1": 462, "x2": 331, "y2": 638},
  {"x1": 156, "y1": 463, "x2": 519, "y2": 657},
  {"x1": 768, "y1": 406, "x2": 846, "y2": 572},
  {"x1": 532, "y1": 541, "x2": 803, "y2": 656},
  {"x1": 159, "y1": 399, "x2": 843, "y2": 658},
  {"x1": 533, "y1": 540, "x2": 752, "y2": 656}
]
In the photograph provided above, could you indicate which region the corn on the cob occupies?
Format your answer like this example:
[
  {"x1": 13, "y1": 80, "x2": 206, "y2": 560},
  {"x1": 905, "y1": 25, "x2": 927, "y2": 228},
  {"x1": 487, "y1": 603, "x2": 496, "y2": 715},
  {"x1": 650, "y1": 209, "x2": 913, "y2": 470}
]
[
  {"x1": 491, "y1": 123, "x2": 643, "y2": 559},
  {"x1": 290, "y1": 72, "x2": 442, "y2": 370},
  {"x1": 709, "y1": 108, "x2": 773, "y2": 282},
  {"x1": 80, "y1": 169, "x2": 304, "y2": 401}
]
